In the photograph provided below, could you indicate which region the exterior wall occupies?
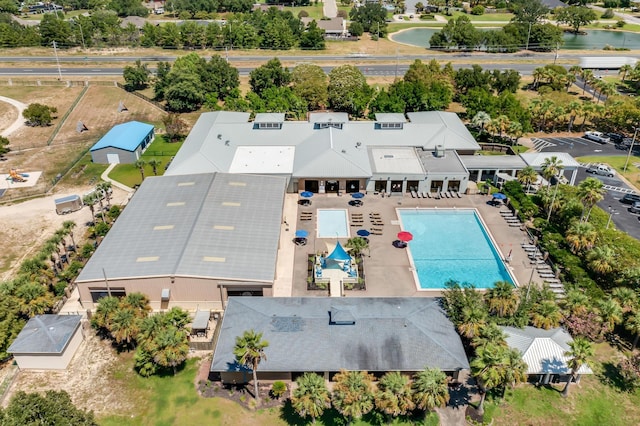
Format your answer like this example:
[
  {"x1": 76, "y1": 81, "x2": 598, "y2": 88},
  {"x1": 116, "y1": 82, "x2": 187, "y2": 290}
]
[
  {"x1": 296, "y1": 178, "x2": 366, "y2": 194},
  {"x1": 14, "y1": 325, "x2": 83, "y2": 370},
  {"x1": 91, "y1": 147, "x2": 139, "y2": 164},
  {"x1": 78, "y1": 276, "x2": 272, "y2": 311},
  {"x1": 221, "y1": 371, "x2": 292, "y2": 384}
]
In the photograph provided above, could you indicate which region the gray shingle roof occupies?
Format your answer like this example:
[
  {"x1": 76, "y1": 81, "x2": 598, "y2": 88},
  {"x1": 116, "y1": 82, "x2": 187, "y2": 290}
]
[
  {"x1": 165, "y1": 111, "x2": 480, "y2": 178},
  {"x1": 8, "y1": 315, "x2": 81, "y2": 354},
  {"x1": 211, "y1": 297, "x2": 470, "y2": 373},
  {"x1": 501, "y1": 326, "x2": 593, "y2": 375},
  {"x1": 76, "y1": 173, "x2": 286, "y2": 283}
]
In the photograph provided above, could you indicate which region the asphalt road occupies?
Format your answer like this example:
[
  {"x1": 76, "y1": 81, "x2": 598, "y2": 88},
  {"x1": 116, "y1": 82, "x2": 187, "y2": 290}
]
[
  {"x1": 0, "y1": 62, "x2": 542, "y2": 77},
  {"x1": 539, "y1": 137, "x2": 640, "y2": 239}
]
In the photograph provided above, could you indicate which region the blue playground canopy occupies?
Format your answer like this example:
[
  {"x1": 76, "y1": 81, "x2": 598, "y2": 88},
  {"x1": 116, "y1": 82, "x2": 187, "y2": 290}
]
[{"x1": 327, "y1": 241, "x2": 351, "y2": 261}]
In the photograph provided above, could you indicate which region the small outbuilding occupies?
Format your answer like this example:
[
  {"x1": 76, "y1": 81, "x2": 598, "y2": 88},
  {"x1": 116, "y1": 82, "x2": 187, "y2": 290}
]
[
  {"x1": 54, "y1": 194, "x2": 83, "y2": 215},
  {"x1": 90, "y1": 121, "x2": 155, "y2": 164},
  {"x1": 8, "y1": 315, "x2": 84, "y2": 370}
]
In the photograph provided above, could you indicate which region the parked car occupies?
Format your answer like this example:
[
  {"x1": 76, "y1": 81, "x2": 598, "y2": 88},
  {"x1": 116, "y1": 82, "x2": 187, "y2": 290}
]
[
  {"x1": 621, "y1": 193, "x2": 640, "y2": 204},
  {"x1": 606, "y1": 133, "x2": 626, "y2": 144},
  {"x1": 586, "y1": 164, "x2": 615, "y2": 177},
  {"x1": 584, "y1": 131, "x2": 610, "y2": 144},
  {"x1": 630, "y1": 201, "x2": 640, "y2": 214}
]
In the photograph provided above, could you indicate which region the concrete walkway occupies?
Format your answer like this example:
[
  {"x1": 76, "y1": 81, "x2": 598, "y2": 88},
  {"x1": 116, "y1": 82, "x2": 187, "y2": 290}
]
[
  {"x1": 0, "y1": 96, "x2": 27, "y2": 138},
  {"x1": 101, "y1": 163, "x2": 134, "y2": 193},
  {"x1": 272, "y1": 193, "x2": 299, "y2": 297}
]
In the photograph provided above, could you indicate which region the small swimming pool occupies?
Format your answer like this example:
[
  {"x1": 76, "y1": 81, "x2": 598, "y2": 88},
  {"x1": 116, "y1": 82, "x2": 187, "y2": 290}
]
[
  {"x1": 317, "y1": 209, "x2": 350, "y2": 239},
  {"x1": 398, "y1": 209, "x2": 514, "y2": 289}
]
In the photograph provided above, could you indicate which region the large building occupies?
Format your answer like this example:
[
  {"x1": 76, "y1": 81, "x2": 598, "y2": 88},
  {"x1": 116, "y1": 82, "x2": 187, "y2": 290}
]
[
  {"x1": 75, "y1": 172, "x2": 287, "y2": 310},
  {"x1": 165, "y1": 111, "x2": 481, "y2": 195},
  {"x1": 90, "y1": 121, "x2": 155, "y2": 164},
  {"x1": 211, "y1": 297, "x2": 470, "y2": 383}
]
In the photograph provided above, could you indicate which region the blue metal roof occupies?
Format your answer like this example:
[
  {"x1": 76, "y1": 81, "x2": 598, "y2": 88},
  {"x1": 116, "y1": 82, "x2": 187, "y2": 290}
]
[{"x1": 90, "y1": 121, "x2": 154, "y2": 152}]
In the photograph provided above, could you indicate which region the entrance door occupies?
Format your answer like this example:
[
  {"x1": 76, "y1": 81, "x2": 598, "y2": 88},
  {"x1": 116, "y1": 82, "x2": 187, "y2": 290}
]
[
  {"x1": 449, "y1": 180, "x2": 460, "y2": 192},
  {"x1": 375, "y1": 181, "x2": 387, "y2": 193},
  {"x1": 106, "y1": 153, "x2": 120, "y2": 164},
  {"x1": 326, "y1": 180, "x2": 339, "y2": 193},
  {"x1": 304, "y1": 180, "x2": 319, "y2": 193},
  {"x1": 346, "y1": 180, "x2": 359, "y2": 193},
  {"x1": 406, "y1": 180, "x2": 419, "y2": 193},
  {"x1": 390, "y1": 181, "x2": 403, "y2": 193},
  {"x1": 431, "y1": 180, "x2": 443, "y2": 193}
]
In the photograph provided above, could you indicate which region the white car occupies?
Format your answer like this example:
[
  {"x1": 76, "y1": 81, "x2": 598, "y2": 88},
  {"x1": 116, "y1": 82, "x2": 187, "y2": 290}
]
[
  {"x1": 584, "y1": 131, "x2": 610, "y2": 144},
  {"x1": 586, "y1": 164, "x2": 615, "y2": 177}
]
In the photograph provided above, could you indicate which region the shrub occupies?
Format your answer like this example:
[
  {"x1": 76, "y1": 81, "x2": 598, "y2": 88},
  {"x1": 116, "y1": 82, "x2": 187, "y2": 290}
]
[
  {"x1": 349, "y1": 21, "x2": 363, "y2": 36},
  {"x1": 298, "y1": 10, "x2": 309, "y2": 18},
  {"x1": 603, "y1": 0, "x2": 618, "y2": 8},
  {"x1": 616, "y1": 20, "x2": 626, "y2": 28},
  {"x1": 271, "y1": 381, "x2": 287, "y2": 399},
  {"x1": 602, "y1": 8, "x2": 615, "y2": 19},
  {"x1": 619, "y1": 352, "x2": 640, "y2": 391},
  {"x1": 23, "y1": 103, "x2": 57, "y2": 127},
  {"x1": 420, "y1": 13, "x2": 435, "y2": 20},
  {"x1": 471, "y1": 5, "x2": 484, "y2": 15},
  {"x1": 337, "y1": 9, "x2": 348, "y2": 18},
  {"x1": 53, "y1": 281, "x2": 68, "y2": 297}
]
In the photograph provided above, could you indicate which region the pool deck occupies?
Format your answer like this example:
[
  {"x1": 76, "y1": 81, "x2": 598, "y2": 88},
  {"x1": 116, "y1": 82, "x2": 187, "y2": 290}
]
[{"x1": 286, "y1": 192, "x2": 546, "y2": 298}]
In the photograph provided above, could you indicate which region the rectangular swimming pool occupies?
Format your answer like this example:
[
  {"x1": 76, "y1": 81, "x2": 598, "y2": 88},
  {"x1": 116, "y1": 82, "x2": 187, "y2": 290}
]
[
  {"x1": 398, "y1": 209, "x2": 514, "y2": 289},
  {"x1": 317, "y1": 209, "x2": 350, "y2": 239}
]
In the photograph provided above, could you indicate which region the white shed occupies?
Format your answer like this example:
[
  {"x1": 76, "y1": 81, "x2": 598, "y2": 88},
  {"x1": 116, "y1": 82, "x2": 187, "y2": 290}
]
[{"x1": 8, "y1": 315, "x2": 83, "y2": 370}]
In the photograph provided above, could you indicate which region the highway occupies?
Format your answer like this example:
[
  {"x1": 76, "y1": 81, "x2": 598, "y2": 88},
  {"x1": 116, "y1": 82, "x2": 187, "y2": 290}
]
[{"x1": 0, "y1": 63, "x2": 542, "y2": 77}]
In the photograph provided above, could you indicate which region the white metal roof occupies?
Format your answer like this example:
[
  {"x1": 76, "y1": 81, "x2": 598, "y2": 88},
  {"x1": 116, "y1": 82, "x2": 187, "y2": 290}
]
[
  {"x1": 519, "y1": 152, "x2": 580, "y2": 169},
  {"x1": 229, "y1": 146, "x2": 295, "y2": 174},
  {"x1": 371, "y1": 147, "x2": 424, "y2": 174}
]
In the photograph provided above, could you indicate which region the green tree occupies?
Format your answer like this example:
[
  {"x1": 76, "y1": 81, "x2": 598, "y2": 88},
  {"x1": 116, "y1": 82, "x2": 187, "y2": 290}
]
[
  {"x1": 134, "y1": 159, "x2": 147, "y2": 182},
  {"x1": 556, "y1": 6, "x2": 597, "y2": 34},
  {"x1": 541, "y1": 155, "x2": 564, "y2": 186},
  {"x1": 109, "y1": 307, "x2": 140, "y2": 347},
  {"x1": 587, "y1": 245, "x2": 616, "y2": 275},
  {"x1": 531, "y1": 300, "x2": 562, "y2": 329},
  {"x1": 39, "y1": 13, "x2": 71, "y2": 46},
  {"x1": 562, "y1": 337, "x2": 593, "y2": 397},
  {"x1": 165, "y1": 73, "x2": 206, "y2": 112},
  {"x1": 566, "y1": 221, "x2": 597, "y2": 254},
  {"x1": 345, "y1": 237, "x2": 368, "y2": 256},
  {"x1": 233, "y1": 329, "x2": 269, "y2": 401},
  {"x1": 150, "y1": 326, "x2": 189, "y2": 374},
  {"x1": 249, "y1": 58, "x2": 291, "y2": 97},
  {"x1": 485, "y1": 281, "x2": 520, "y2": 318},
  {"x1": 300, "y1": 20, "x2": 326, "y2": 50},
  {"x1": 148, "y1": 158, "x2": 162, "y2": 176},
  {"x1": 1, "y1": 390, "x2": 97, "y2": 425},
  {"x1": 597, "y1": 297, "x2": 623, "y2": 332},
  {"x1": 577, "y1": 177, "x2": 606, "y2": 221},
  {"x1": 291, "y1": 372, "x2": 331, "y2": 423},
  {"x1": 154, "y1": 61, "x2": 172, "y2": 101},
  {"x1": 162, "y1": 113, "x2": 188, "y2": 142},
  {"x1": 349, "y1": 3, "x2": 387, "y2": 35},
  {"x1": 123, "y1": 59, "x2": 150, "y2": 91},
  {"x1": 511, "y1": 0, "x2": 549, "y2": 24},
  {"x1": 0, "y1": 135, "x2": 9, "y2": 156},
  {"x1": 430, "y1": 15, "x2": 481, "y2": 50},
  {"x1": 411, "y1": 368, "x2": 449, "y2": 414},
  {"x1": 23, "y1": 103, "x2": 56, "y2": 127},
  {"x1": 291, "y1": 64, "x2": 328, "y2": 110},
  {"x1": 517, "y1": 166, "x2": 537, "y2": 193},
  {"x1": 204, "y1": 55, "x2": 240, "y2": 101},
  {"x1": 375, "y1": 371, "x2": 415, "y2": 419},
  {"x1": 108, "y1": 0, "x2": 149, "y2": 16},
  {"x1": 458, "y1": 304, "x2": 488, "y2": 339},
  {"x1": 328, "y1": 65, "x2": 373, "y2": 118},
  {"x1": 331, "y1": 370, "x2": 375, "y2": 422}
]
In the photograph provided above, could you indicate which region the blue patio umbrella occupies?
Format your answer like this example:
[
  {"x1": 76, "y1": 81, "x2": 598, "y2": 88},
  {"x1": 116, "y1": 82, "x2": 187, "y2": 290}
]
[
  {"x1": 351, "y1": 192, "x2": 365, "y2": 199},
  {"x1": 492, "y1": 193, "x2": 507, "y2": 200},
  {"x1": 357, "y1": 229, "x2": 370, "y2": 237},
  {"x1": 300, "y1": 191, "x2": 314, "y2": 198},
  {"x1": 295, "y1": 230, "x2": 309, "y2": 238}
]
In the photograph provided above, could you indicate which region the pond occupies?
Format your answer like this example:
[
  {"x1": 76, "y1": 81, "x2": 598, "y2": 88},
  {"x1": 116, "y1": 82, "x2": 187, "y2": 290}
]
[{"x1": 390, "y1": 27, "x2": 640, "y2": 50}]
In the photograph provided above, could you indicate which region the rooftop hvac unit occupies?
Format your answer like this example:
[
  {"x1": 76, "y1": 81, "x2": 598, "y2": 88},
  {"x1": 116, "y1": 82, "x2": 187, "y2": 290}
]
[{"x1": 435, "y1": 145, "x2": 445, "y2": 158}]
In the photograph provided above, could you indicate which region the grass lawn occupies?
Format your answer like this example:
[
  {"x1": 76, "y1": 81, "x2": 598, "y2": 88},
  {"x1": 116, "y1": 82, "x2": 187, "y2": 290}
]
[
  {"x1": 285, "y1": 4, "x2": 326, "y2": 20},
  {"x1": 447, "y1": 11, "x2": 514, "y2": 22},
  {"x1": 108, "y1": 135, "x2": 182, "y2": 187},
  {"x1": 576, "y1": 154, "x2": 640, "y2": 190},
  {"x1": 61, "y1": 151, "x2": 109, "y2": 187}
]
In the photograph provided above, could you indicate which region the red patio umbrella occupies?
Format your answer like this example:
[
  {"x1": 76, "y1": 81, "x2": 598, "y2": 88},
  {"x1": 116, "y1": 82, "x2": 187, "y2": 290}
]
[{"x1": 397, "y1": 231, "x2": 413, "y2": 242}]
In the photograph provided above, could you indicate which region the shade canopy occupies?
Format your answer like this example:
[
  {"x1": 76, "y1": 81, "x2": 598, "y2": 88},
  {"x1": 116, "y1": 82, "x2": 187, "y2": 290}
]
[
  {"x1": 397, "y1": 231, "x2": 413, "y2": 242},
  {"x1": 327, "y1": 241, "x2": 351, "y2": 261},
  {"x1": 351, "y1": 192, "x2": 365, "y2": 199},
  {"x1": 300, "y1": 191, "x2": 314, "y2": 198},
  {"x1": 357, "y1": 229, "x2": 370, "y2": 237},
  {"x1": 492, "y1": 193, "x2": 507, "y2": 200},
  {"x1": 295, "y1": 230, "x2": 309, "y2": 238}
]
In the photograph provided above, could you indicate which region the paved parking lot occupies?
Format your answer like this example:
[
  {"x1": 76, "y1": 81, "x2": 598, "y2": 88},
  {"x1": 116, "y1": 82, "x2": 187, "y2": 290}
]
[{"x1": 534, "y1": 137, "x2": 640, "y2": 239}]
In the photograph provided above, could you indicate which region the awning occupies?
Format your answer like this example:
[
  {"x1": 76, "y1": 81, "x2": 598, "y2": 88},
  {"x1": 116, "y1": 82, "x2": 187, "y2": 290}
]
[
  {"x1": 327, "y1": 241, "x2": 351, "y2": 261},
  {"x1": 496, "y1": 172, "x2": 517, "y2": 182},
  {"x1": 192, "y1": 310, "x2": 210, "y2": 331},
  {"x1": 161, "y1": 288, "x2": 170, "y2": 301}
]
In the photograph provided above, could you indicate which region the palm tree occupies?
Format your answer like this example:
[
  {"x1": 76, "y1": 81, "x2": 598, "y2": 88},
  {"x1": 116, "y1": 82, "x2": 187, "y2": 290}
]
[
  {"x1": 147, "y1": 158, "x2": 162, "y2": 176},
  {"x1": 137, "y1": 313, "x2": 167, "y2": 345},
  {"x1": 134, "y1": 159, "x2": 147, "y2": 182},
  {"x1": 109, "y1": 307, "x2": 140, "y2": 347},
  {"x1": 345, "y1": 237, "x2": 368, "y2": 256},
  {"x1": 581, "y1": 69, "x2": 594, "y2": 95},
  {"x1": 562, "y1": 337, "x2": 594, "y2": 397},
  {"x1": 566, "y1": 101, "x2": 581, "y2": 132},
  {"x1": 577, "y1": 177, "x2": 605, "y2": 221},
  {"x1": 587, "y1": 245, "x2": 615, "y2": 275},
  {"x1": 493, "y1": 115, "x2": 511, "y2": 139},
  {"x1": 457, "y1": 304, "x2": 488, "y2": 340},
  {"x1": 122, "y1": 292, "x2": 151, "y2": 314},
  {"x1": 332, "y1": 370, "x2": 375, "y2": 423},
  {"x1": 15, "y1": 282, "x2": 55, "y2": 316},
  {"x1": 90, "y1": 296, "x2": 120, "y2": 332},
  {"x1": 233, "y1": 329, "x2": 269, "y2": 401},
  {"x1": 375, "y1": 371, "x2": 415, "y2": 419},
  {"x1": 550, "y1": 105, "x2": 566, "y2": 133},
  {"x1": 485, "y1": 281, "x2": 519, "y2": 318},
  {"x1": 503, "y1": 348, "x2": 528, "y2": 391},
  {"x1": 62, "y1": 220, "x2": 77, "y2": 250},
  {"x1": 597, "y1": 297, "x2": 623, "y2": 332},
  {"x1": 579, "y1": 101, "x2": 595, "y2": 132},
  {"x1": 541, "y1": 156, "x2": 564, "y2": 187},
  {"x1": 472, "y1": 111, "x2": 491, "y2": 136},
  {"x1": 291, "y1": 372, "x2": 330, "y2": 424},
  {"x1": 625, "y1": 311, "x2": 640, "y2": 350},
  {"x1": 151, "y1": 326, "x2": 189, "y2": 374},
  {"x1": 506, "y1": 121, "x2": 523, "y2": 145},
  {"x1": 96, "y1": 181, "x2": 112, "y2": 208},
  {"x1": 517, "y1": 166, "x2": 538, "y2": 193},
  {"x1": 471, "y1": 343, "x2": 517, "y2": 416},
  {"x1": 562, "y1": 289, "x2": 590, "y2": 317},
  {"x1": 619, "y1": 64, "x2": 632, "y2": 81},
  {"x1": 565, "y1": 221, "x2": 597, "y2": 254},
  {"x1": 83, "y1": 193, "x2": 97, "y2": 222},
  {"x1": 531, "y1": 300, "x2": 562, "y2": 330},
  {"x1": 472, "y1": 322, "x2": 507, "y2": 349},
  {"x1": 612, "y1": 287, "x2": 638, "y2": 314},
  {"x1": 411, "y1": 368, "x2": 449, "y2": 415}
]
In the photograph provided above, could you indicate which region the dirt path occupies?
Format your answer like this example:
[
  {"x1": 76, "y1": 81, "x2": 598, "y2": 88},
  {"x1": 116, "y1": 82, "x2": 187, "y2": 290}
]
[{"x1": 0, "y1": 96, "x2": 27, "y2": 138}]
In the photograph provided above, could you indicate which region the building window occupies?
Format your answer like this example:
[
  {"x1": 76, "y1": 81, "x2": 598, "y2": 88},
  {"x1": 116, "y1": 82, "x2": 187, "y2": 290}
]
[
  {"x1": 317, "y1": 122, "x2": 343, "y2": 129},
  {"x1": 258, "y1": 122, "x2": 282, "y2": 129},
  {"x1": 89, "y1": 288, "x2": 126, "y2": 303},
  {"x1": 378, "y1": 122, "x2": 403, "y2": 129}
]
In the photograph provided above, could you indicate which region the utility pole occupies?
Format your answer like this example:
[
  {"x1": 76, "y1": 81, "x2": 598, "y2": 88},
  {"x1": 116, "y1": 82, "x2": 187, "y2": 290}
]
[
  {"x1": 525, "y1": 22, "x2": 532, "y2": 51},
  {"x1": 553, "y1": 42, "x2": 559, "y2": 65},
  {"x1": 394, "y1": 48, "x2": 399, "y2": 80},
  {"x1": 53, "y1": 40, "x2": 62, "y2": 80},
  {"x1": 77, "y1": 19, "x2": 85, "y2": 50},
  {"x1": 624, "y1": 127, "x2": 639, "y2": 172}
]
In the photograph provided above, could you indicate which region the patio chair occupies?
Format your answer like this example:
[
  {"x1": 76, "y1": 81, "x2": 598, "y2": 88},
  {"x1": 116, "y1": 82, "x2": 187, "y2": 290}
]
[
  {"x1": 371, "y1": 227, "x2": 383, "y2": 232},
  {"x1": 425, "y1": 192, "x2": 432, "y2": 198},
  {"x1": 370, "y1": 230, "x2": 383, "y2": 235},
  {"x1": 456, "y1": 192, "x2": 462, "y2": 198},
  {"x1": 411, "y1": 190, "x2": 417, "y2": 198}
]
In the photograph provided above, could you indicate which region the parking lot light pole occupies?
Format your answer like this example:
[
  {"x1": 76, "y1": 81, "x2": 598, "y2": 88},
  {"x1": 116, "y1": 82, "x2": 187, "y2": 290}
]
[
  {"x1": 624, "y1": 127, "x2": 639, "y2": 172},
  {"x1": 607, "y1": 206, "x2": 618, "y2": 229}
]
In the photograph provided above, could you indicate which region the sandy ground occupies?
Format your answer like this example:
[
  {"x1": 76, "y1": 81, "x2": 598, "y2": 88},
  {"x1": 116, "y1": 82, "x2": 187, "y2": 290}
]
[{"x1": 0, "y1": 186, "x2": 130, "y2": 280}]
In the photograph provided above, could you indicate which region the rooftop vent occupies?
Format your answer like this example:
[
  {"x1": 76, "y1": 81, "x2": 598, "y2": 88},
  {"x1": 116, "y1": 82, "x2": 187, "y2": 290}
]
[
  {"x1": 435, "y1": 145, "x2": 445, "y2": 158},
  {"x1": 329, "y1": 308, "x2": 356, "y2": 325}
]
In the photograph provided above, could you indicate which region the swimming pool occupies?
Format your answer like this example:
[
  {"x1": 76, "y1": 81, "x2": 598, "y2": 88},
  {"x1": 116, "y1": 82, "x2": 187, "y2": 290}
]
[
  {"x1": 398, "y1": 209, "x2": 514, "y2": 289},
  {"x1": 317, "y1": 209, "x2": 350, "y2": 239}
]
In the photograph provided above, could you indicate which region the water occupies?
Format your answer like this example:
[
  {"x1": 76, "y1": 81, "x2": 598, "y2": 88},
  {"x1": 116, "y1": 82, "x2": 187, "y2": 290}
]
[
  {"x1": 390, "y1": 27, "x2": 640, "y2": 50},
  {"x1": 398, "y1": 209, "x2": 514, "y2": 289},
  {"x1": 317, "y1": 209, "x2": 350, "y2": 238}
]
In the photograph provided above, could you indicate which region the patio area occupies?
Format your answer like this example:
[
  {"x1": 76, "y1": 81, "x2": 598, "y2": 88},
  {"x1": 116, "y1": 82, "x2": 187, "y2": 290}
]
[{"x1": 287, "y1": 192, "x2": 547, "y2": 298}]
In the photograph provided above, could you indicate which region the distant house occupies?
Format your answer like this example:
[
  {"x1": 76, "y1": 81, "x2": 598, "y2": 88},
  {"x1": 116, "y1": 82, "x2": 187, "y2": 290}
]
[
  {"x1": 210, "y1": 297, "x2": 470, "y2": 383},
  {"x1": 301, "y1": 17, "x2": 348, "y2": 38},
  {"x1": 540, "y1": 0, "x2": 567, "y2": 8},
  {"x1": 501, "y1": 326, "x2": 593, "y2": 385},
  {"x1": 90, "y1": 121, "x2": 154, "y2": 164},
  {"x1": 8, "y1": 315, "x2": 83, "y2": 370}
]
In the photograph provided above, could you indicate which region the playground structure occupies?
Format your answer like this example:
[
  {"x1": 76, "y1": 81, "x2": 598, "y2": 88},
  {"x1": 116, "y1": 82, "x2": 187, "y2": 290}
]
[{"x1": 8, "y1": 169, "x2": 28, "y2": 183}]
